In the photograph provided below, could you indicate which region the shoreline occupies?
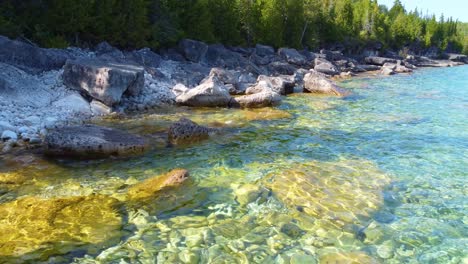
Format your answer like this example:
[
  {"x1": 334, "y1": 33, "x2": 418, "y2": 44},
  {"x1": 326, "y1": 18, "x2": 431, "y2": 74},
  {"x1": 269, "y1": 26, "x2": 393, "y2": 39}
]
[{"x1": 1, "y1": 35, "x2": 467, "y2": 156}]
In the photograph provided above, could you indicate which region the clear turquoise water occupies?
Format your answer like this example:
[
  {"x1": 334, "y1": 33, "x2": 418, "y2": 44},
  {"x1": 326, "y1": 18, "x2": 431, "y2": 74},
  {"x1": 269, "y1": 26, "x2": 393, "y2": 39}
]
[{"x1": 1, "y1": 66, "x2": 467, "y2": 263}]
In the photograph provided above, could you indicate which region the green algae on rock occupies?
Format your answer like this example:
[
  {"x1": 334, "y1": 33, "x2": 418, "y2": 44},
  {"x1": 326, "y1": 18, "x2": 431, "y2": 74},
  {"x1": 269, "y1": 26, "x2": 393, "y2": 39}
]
[
  {"x1": 264, "y1": 159, "x2": 392, "y2": 228},
  {"x1": 0, "y1": 194, "x2": 123, "y2": 261}
]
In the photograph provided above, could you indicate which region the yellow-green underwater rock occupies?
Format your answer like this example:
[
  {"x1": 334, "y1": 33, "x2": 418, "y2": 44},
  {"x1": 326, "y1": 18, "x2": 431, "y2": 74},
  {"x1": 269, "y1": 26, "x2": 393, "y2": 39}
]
[
  {"x1": 0, "y1": 194, "x2": 123, "y2": 261},
  {"x1": 264, "y1": 159, "x2": 391, "y2": 228},
  {"x1": 127, "y1": 168, "x2": 190, "y2": 201},
  {"x1": 319, "y1": 251, "x2": 379, "y2": 264}
]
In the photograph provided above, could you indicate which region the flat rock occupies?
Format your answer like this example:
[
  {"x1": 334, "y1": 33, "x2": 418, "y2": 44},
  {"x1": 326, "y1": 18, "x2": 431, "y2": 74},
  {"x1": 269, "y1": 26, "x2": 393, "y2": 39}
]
[
  {"x1": 365, "y1": 56, "x2": 397, "y2": 66},
  {"x1": 303, "y1": 71, "x2": 350, "y2": 96},
  {"x1": 231, "y1": 91, "x2": 282, "y2": 108},
  {"x1": 45, "y1": 125, "x2": 150, "y2": 158},
  {"x1": 63, "y1": 58, "x2": 145, "y2": 106}
]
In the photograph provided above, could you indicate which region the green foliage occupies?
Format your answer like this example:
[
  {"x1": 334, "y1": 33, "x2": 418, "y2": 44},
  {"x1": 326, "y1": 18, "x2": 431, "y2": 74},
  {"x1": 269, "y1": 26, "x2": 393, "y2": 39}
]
[{"x1": 0, "y1": 0, "x2": 465, "y2": 54}]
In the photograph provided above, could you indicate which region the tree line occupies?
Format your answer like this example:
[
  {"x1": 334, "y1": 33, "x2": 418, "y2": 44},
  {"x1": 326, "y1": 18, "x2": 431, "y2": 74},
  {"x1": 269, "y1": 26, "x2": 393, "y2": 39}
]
[{"x1": 0, "y1": 0, "x2": 466, "y2": 55}]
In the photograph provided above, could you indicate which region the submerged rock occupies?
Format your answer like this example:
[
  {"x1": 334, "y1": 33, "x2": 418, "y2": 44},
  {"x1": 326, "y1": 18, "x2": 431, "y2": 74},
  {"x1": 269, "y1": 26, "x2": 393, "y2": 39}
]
[
  {"x1": 127, "y1": 169, "x2": 190, "y2": 201},
  {"x1": 0, "y1": 195, "x2": 123, "y2": 260},
  {"x1": 45, "y1": 125, "x2": 150, "y2": 158},
  {"x1": 63, "y1": 58, "x2": 145, "y2": 106},
  {"x1": 303, "y1": 71, "x2": 350, "y2": 96},
  {"x1": 264, "y1": 159, "x2": 391, "y2": 227},
  {"x1": 168, "y1": 118, "x2": 218, "y2": 145}
]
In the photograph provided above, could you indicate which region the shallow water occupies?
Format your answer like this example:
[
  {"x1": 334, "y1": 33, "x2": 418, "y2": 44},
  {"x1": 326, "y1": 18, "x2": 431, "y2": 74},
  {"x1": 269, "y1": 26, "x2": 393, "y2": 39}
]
[{"x1": 1, "y1": 66, "x2": 467, "y2": 263}]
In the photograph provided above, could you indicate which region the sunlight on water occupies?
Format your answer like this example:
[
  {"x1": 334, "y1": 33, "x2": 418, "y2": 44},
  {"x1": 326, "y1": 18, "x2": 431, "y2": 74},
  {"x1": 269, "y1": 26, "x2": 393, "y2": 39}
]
[{"x1": 0, "y1": 66, "x2": 467, "y2": 263}]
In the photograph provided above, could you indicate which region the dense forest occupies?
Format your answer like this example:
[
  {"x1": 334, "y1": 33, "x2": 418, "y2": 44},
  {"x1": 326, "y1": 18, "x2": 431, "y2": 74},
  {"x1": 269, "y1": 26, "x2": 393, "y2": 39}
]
[{"x1": 0, "y1": 0, "x2": 467, "y2": 55}]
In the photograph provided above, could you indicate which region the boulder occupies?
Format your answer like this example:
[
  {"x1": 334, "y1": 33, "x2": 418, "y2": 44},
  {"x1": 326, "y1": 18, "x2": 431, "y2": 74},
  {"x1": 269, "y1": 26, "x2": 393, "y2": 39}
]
[
  {"x1": 62, "y1": 58, "x2": 145, "y2": 106},
  {"x1": 0, "y1": 35, "x2": 73, "y2": 74},
  {"x1": 447, "y1": 53, "x2": 468, "y2": 64},
  {"x1": 230, "y1": 91, "x2": 282, "y2": 108},
  {"x1": 314, "y1": 58, "x2": 340, "y2": 75},
  {"x1": 126, "y1": 47, "x2": 162, "y2": 68},
  {"x1": 178, "y1": 39, "x2": 208, "y2": 63},
  {"x1": 205, "y1": 68, "x2": 240, "y2": 85},
  {"x1": 168, "y1": 118, "x2": 218, "y2": 145},
  {"x1": 175, "y1": 76, "x2": 232, "y2": 107},
  {"x1": 203, "y1": 44, "x2": 247, "y2": 68},
  {"x1": 52, "y1": 93, "x2": 91, "y2": 114},
  {"x1": 303, "y1": 70, "x2": 350, "y2": 96},
  {"x1": 45, "y1": 125, "x2": 150, "y2": 158},
  {"x1": 0, "y1": 121, "x2": 16, "y2": 134},
  {"x1": 358, "y1": 64, "x2": 381, "y2": 71},
  {"x1": 365, "y1": 56, "x2": 397, "y2": 66},
  {"x1": 127, "y1": 169, "x2": 190, "y2": 201},
  {"x1": 320, "y1": 49, "x2": 346, "y2": 61},
  {"x1": 278, "y1": 48, "x2": 307, "y2": 66},
  {"x1": 380, "y1": 66, "x2": 395, "y2": 75},
  {"x1": 1, "y1": 130, "x2": 17, "y2": 141},
  {"x1": 268, "y1": 61, "x2": 297, "y2": 75},
  {"x1": 246, "y1": 75, "x2": 295, "y2": 95},
  {"x1": 94, "y1": 41, "x2": 126, "y2": 61},
  {"x1": 255, "y1": 44, "x2": 275, "y2": 57}
]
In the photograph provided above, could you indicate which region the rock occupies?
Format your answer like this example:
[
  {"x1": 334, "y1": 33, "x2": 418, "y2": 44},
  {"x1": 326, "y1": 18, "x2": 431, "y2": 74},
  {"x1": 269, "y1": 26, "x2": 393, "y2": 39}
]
[
  {"x1": 268, "y1": 61, "x2": 297, "y2": 75},
  {"x1": 365, "y1": 56, "x2": 397, "y2": 66},
  {"x1": 255, "y1": 44, "x2": 275, "y2": 57},
  {"x1": 447, "y1": 53, "x2": 468, "y2": 63},
  {"x1": 264, "y1": 159, "x2": 391, "y2": 227},
  {"x1": 314, "y1": 58, "x2": 340, "y2": 75},
  {"x1": 45, "y1": 125, "x2": 150, "y2": 158},
  {"x1": 230, "y1": 91, "x2": 282, "y2": 108},
  {"x1": 172, "y1": 83, "x2": 190, "y2": 97},
  {"x1": 63, "y1": 58, "x2": 145, "y2": 106},
  {"x1": 278, "y1": 48, "x2": 307, "y2": 66},
  {"x1": 0, "y1": 121, "x2": 15, "y2": 134},
  {"x1": 176, "y1": 76, "x2": 232, "y2": 107},
  {"x1": 246, "y1": 75, "x2": 294, "y2": 95},
  {"x1": 203, "y1": 44, "x2": 247, "y2": 68},
  {"x1": 172, "y1": 63, "x2": 211, "y2": 87},
  {"x1": 234, "y1": 183, "x2": 269, "y2": 206},
  {"x1": 280, "y1": 223, "x2": 304, "y2": 239},
  {"x1": 205, "y1": 68, "x2": 240, "y2": 85},
  {"x1": 319, "y1": 252, "x2": 377, "y2": 264},
  {"x1": 94, "y1": 41, "x2": 126, "y2": 61},
  {"x1": 358, "y1": 64, "x2": 381, "y2": 71},
  {"x1": 52, "y1": 94, "x2": 91, "y2": 114},
  {"x1": 0, "y1": 195, "x2": 123, "y2": 260},
  {"x1": 303, "y1": 71, "x2": 350, "y2": 96},
  {"x1": 168, "y1": 118, "x2": 218, "y2": 145},
  {"x1": 160, "y1": 48, "x2": 186, "y2": 62},
  {"x1": 23, "y1": 116, "x2": 41, "y2": 126},
  {"x1": 126, "y1": 47, "x2": 162, "y2": 68},
  {"x1": 380, "y1": 66, "x2": 395, "y2": 75},
  {"x1": 0, "y1": 35, "x2": 74, "y2": 74},
  {"x1": 127, "y1": 169, "x2": 190, "y2": 201},
  {"x1": 1, "y1": 130, "x2": 17, "y2": 141},
  {"x1": 320, "y1": 49, "x2": 346, "y2": 61},
  {"x1": 178, "y1": 39, "x2": 208, "y2": 63},
  {"x1": 90, "y1": 100, "x2": 112, "y2": 116}
]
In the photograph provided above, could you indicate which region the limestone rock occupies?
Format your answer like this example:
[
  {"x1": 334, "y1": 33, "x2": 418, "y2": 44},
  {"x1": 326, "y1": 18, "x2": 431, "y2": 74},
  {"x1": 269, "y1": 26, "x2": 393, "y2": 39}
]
[
  {"x1": 246, "y1": 75, "x2": 295, "y2": 95},
  {"x1": 231, "y1": 91, "x2": 282, "y2": 108},
  {"x1": 127, "y1": 169, "x2": 190, "y2": 201},
  {"x1": 365, "y1": 56, "x2": 397, "y2": 66},
  {"x1": 168, "y1": 118, "x2": 218, "y2": 145},
  {"x1": 52, "y1": 94, "x2": 91, "y2": 114},
  {"x1": 176, "y1": 76, "x2": 232, "y2": 107},
  {"x1": 278, "y1": 48, "x2": 307, "y2": 66},
  {"x1": 178, "y1": 39, "x2": 208, "y2": 63},
  {"x1": 45, "y1": 125, "x2": 150, "y2": 158},
  {"x1": 63, "y1": 58, "x2": 145, "y2": 106},
  {"x1": 314, "y1": 58, "x2": 340, "y2": 75},
  {"x1": 303, "y1": 71, "x2": 350, "y2": 96}
]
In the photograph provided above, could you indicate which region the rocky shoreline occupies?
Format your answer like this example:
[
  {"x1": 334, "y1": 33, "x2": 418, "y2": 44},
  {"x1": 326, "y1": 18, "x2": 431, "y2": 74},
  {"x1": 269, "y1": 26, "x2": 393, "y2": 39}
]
[{"x1": 1, "y1": 35, "x2": 467, "y2": 156}]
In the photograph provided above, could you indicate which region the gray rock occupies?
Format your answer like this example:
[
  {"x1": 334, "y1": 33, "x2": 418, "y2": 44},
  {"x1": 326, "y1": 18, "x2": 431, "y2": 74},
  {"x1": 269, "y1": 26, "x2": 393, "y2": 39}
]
[
  {"x1": 203, "y1": 44, "x2": 247, "y2": 68},
  {"x1": 178, "y1": 39, "x2": 208, "y2": 63},
  {"x1": 63, "y1": 58, "x2": 145, "y2": 106},
  {"x1": 0, "y1": 35, "x2": 74, "y2": 74},
  {"x1": 303, "y1": 71, "x2": 350, "y2": 96},
  {"x1": 320, "y1": 49, "x2": 345, "y2": 61},
  {"x1": 23, "y1": 116, "x2": 41, "y2": 126},
  {"x1": 90, "y1": 100, "x2": 112, "y2": 116},
  {"x1": 52, "y1": 94, "x2": 91, "y2": 114},
  {"x1": 176, "y1": 76, "x2": 232, "y2": 107},
  {"x1": 94, "y1": 41, "x2": 125, "y2": 61},
  {"x1": 278, "y1": 48, "x2": 307, "y2": 66},
  {"x1": 246, "y1": 75, "x2": 295, "y2": 95},
  {"x1": 0, "y1": 121, "x2": 15, "y2": 133},
  {"x1": 314, "y1": 58, "x2": 340, "y2": 75},
  {"x1": 126, "y1": 48, "x2": 162, "y2": 68},
  {"x1": 268, "y1": 61, "x2": 297, "y2": 75},
  {"x1": 365, "y1": 56, "x2": 397, "y2": 66},
  {"x1": 380, "y1": 66, "x2": 395, "y2": 75},
  {"x1": 447, "y1": 53, "x2": 468, "y2": 63},
  {"x1": 168, "y1": 118, "x2": 218, "y2": 145},
  {"x1": 45, "y1": 125, "x2": 150, "y2": 158},
  {"x1": 358, "y1": 64, "x2": 381, "y2": 71},
  {"x1": 255, "y1": 44, "x2": 275, "y2": 57},
  {"x1": 205, "y1": 68, "x2": 240, "y2": 85},
  {"x1": 43, "y1": 117, "x2": 58, "y2": 129},
  {"x1": 230, "y1": 91, "x2": 282, "y2": 108},
  {"x1": 1, "y1": 130, "x2": 17, "y2": 141}
]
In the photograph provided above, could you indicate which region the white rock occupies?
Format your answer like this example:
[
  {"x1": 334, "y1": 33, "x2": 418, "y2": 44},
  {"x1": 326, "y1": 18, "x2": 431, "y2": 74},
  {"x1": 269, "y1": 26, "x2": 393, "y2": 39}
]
[
  {"x1": 23, "y1": 116, "x2": 41, "y2": 126},
  {"x1": 18, "y1": 126, "x2": 30, "y2": 134},
  {"x1": 52, "y1": 93, "x2": 91, "y2": 114},
  {"x1": 90, "y1": 100, "x2": 112, "y2": 116},
  {"x1": 1, "y1": 130, "x2": 18, "y2": 141},
  {"x1": 44, "y1": 117, "x2": 58, "y2": 129},
  {"x1": 0, "y1": 121, "x2": 16, "y2": 133}
]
